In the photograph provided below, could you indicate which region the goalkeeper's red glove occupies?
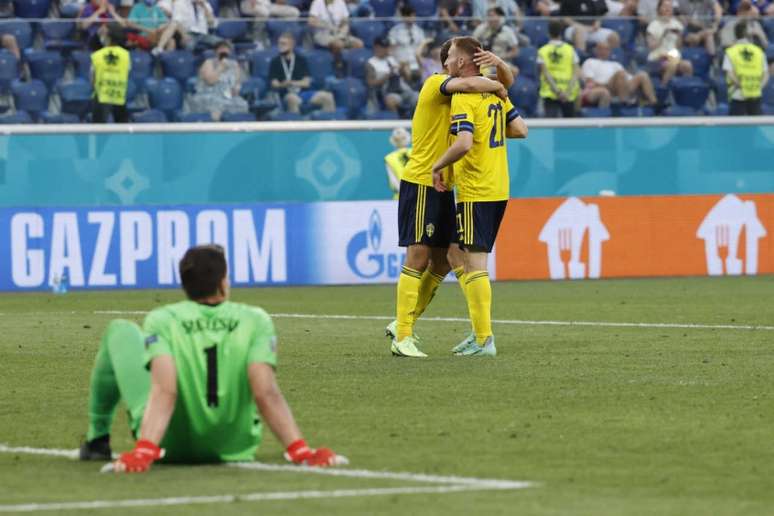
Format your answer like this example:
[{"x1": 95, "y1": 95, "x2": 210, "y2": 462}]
[
  {"x1": 112, "y1": 439, "x2": 164, "y2": 473},
  {"x1": 284, "y1": 439, "x2": 344, "y2": 467}
]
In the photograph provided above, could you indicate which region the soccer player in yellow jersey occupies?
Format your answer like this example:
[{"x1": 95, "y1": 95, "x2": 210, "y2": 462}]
[
  {"x1": 389, "y1": 39, "x2": 515, "y2": 358},
  {"x1": 431, "y1": 36, "x2": 528, "y2": 357}
]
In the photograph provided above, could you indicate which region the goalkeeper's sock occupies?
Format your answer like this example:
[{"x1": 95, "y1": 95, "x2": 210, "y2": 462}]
[
  {"x1": 464, "y1": 271, "x2": 493, "y2": 345},
  {"x1": 396, "y1": 266, "x2": 422, "y2": 341},
  {"x1": 413, "y1": 270, "x2": 445, "y2": 322}
]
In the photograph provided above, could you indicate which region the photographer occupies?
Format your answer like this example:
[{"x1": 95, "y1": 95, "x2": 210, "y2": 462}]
[
  {"x1": 366, "y1": 36, "x2": 419, "y2": 116},
  {"x1": 188, "y1": 41, "x2": 249, "y2": 120}
]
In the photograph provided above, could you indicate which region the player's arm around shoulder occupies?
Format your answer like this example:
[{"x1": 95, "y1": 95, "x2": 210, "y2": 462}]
[{"x1": 443, "y1": 75, "x2": 508, "y2": 101}]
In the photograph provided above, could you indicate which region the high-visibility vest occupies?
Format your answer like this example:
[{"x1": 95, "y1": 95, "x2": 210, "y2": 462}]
[
  {"x1": 384, "y1": 148, "x2": 411, "y2": 198},
  {"x1": 726, "y1": 43, "x2": 765, "y2": 99},
  {"x1": 91, "y1": 46, "x2": 130, "y2": 105},
  {"x1": 538, "y1": 42, "x2": 579, "y2": 101}
]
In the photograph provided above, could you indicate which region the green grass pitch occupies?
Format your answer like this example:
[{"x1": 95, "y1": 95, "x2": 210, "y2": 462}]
[{"x1": 1, "y1": 276, "x2": 773, "y2": 515}]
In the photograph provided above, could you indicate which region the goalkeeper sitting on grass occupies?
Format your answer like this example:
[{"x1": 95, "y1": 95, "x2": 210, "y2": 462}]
[{"x1": 80, "y1": 244, "x2": 344, "y2": 472}]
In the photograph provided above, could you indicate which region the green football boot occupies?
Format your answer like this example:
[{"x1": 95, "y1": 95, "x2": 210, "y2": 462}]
[
  {"x1": 391, "y1": 335, "x2": 428, "y2": 358},
  {"x1": 451, "y1": 332, "x2": 475, "y2": 354},
  {"x1": 454, "y1": 335, "x2": 496, "y2": 357}
]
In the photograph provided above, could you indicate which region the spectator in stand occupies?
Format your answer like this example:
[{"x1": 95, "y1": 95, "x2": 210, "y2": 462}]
[
  {"x1": 366, "y1": 36, "x2": 419, "y2": 116},
  {"x1": 126, "y1": 0, "x2": 173, "y2": 51},
  {"x1": 646, "y1": 0, "x2": 693, "y2": 85},
  {"x1": 388, "y1": 6, "x2": 426, "y2": 80},
  {"x1": 728, "y1": 0, "x2": 774, "y2": 14},
  {"x1": 268, "y1": 32, "x2": 336, "y2": 114},
  {"x1": 606, "y1": 0, "x2": 638, "y2": 17},
  {"x1": 240, "y1": 0, "x2": 301, "y2": 19},
  {"x1": 538, "y1": 20, "x2": 581, "y2": 117},
  {"x1": 61, "y1": 0, "x2": 87, "y2": 18},
  {"x1": 80, "y1": 0, "x2": 127, "y2": 50},
  {"x1": 719, "y1": 0, "x2": 768, "y2": 50},
  {"x1": 91, "y1": 24, "x2": 131, "y2": 123},
  {"x1": 188, "y1": 41, "x2": 250, "y2": 120},
  {"x1": 415, "y1": 38, "x2": 443, "y2": 81},
  {"x1": 534, "y1": 0, "x2": 560, "y2": 16},
  {"x1": 724, "y1": 22, "x2": 768, "y2": 115},
  {"x1": 0, "y1": 28, "x2": 20, "y2": 61},
  {"x1": 472, "y1": 7, "x2": 519, "y2": 65},
  {"x1": 154, "y1": 0, "x2": 219, "y2": 55},
  {"x1": 309, "y1": 0, "x2": 363, "y2": 52},
  {"x1": 678, "y1": 0, "x2": 721, "y2": 57},
  {"x1": 560, "y1": 0, "x2": 620, "y2": 53},
  {"x1": 581, "y1": 40, "x2": 658, "y2": 108},
  {"x1": 439, "y1": 0, "x2": 474, "y2": 35},
  {"x1": 472, "y1": 0, "x2": 521, "y2": 21}
]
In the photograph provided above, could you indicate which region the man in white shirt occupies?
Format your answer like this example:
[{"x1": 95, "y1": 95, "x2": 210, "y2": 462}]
[
  {"x1": 241, "y1": 0, "x2": 300, "y2": 18},
  {"x1": 154, "y1": 0, "x2": 219, "y2": 53},
  {"x1": 388, "y1": 5, "x2": 426, "y2": 76},
  {"x1": 309, "y1": 0, "x2": 363, "y2": 52},
  {"x1": 581, "y1": 41, "x2": 658, "y2": 107}
]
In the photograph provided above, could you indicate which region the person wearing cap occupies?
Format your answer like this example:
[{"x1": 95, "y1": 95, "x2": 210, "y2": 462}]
[
  {"x1": 91, "y1": 23, "x2": 131, "y2": 123},
  {"x1": 188, "y1": 40, "x2": 250, "y2": 120},
  {"x1": 366, "y1": 36, "x2": 419, "y2": 116},
  {"x1": 384, "y1": 128, "x2": 411, "y2": 199}
]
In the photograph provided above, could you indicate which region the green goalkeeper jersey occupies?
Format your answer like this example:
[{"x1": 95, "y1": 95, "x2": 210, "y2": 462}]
[{"x1": 143, "y1": 300, "x2": 277, "y2": 463}]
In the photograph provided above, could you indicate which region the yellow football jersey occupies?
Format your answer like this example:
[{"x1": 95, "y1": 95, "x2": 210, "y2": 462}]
[
  {"x1": 449, "y1": 92, "x2": 517, "y2": 202},
  {"x1": 401, "y1": 74, "x2": 454, "y2": 187}
]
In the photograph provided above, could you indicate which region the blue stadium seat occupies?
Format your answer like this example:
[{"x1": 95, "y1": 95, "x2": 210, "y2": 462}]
[
  {"x1": 266, "y1": 19, "x2": 305, "y2": 45},
  {"x1": 271, "y1": 111, "x2": 305, "y2": 121},
  {"x1": 70, "y1": 50, "x2": 91, "y2": 79},
  {"x1": 146, "y1": 77, "x2": 183, "y2": 117},
  {"x1": 25, "y1": 50, "x2": 65, "y2": 89},
  {"x1": 207, "y1": 0, "x2": 219, "y2": 14},
  {"x1": 0, "y1": 109, "x2": 32, "y2": 123},
  {"x1": 131, "y1": 109, "x2": 168, "y2": 123},
  {"x1": 671, "y1": 76, "x2": 709, "y2": 110},
  {"x1": 159, "y1": 50, "x2": 196, "y2": 86},
  {"x1": 663, "y1": 105, "x2": 697, "y2": 116},
  {"x1": 610, "y1": 47, "x2": 628, "y2": 67},
  {"x1": 40, "y1": 111, "x2": 80, "y2": 123},
  {"x1": 329, "y1": 77, "x2": 367, "y2": 118},
  {"x1": 125, "y1": 79, "x2": 143, "y2": 112},
  {"x1": 710, "y1": 103, "x2": 728, "y2": 116},
  {"x1": 408, "y1": 0, "x2": 436, "y2": 17},
  {"x1": 618, "y1": 105, "x2": 654, "y2": 117},
  {"x1": 249, "y1": 49, "x2": 275, "y2": 79},
  {"x1": 512, "y1": 46, "x2": 537, "y2": 80},
  {"x1": 239, "y1": 77, "x2": 265, "y2": 102},
  {"x1": 712, "y1": 75, "x2": 727, "y2": 105},
  {"x1": 367, "y1": 109, "x2": 399, "y2": 119},
  {"x1": 765, "y1": 43, "x2": 774, "y2": 63},
  {"x1": 216, "y1": 20, "x2": 248, "y2": 40},
  {"x1": 303, "y1": 48, "x2": 334, "y2": 89},
  {"x1": 508, "y1": 77, "x2": 538, "y2": 117},
  {"x1": 0, "y1": 20, "x2": 33, "y2": 50},
  {"x1": 130, "y1": 50, "x2": 153, "y2": 90},
  {"x1": 41, "y1": 20, "x2": 80, "y2": 53},
  {"x1": 681, "y1": 47, "x2": 711, "y2": 79},
  {"x1": 369, "y1": 0, "x2": 397, "y2": 18},
  {"x1": 351, "y1": 20, "x2": 385, "y2": 48},
  {"x1": 310, "y1": 109, "x2": 347, "y2": 120},
  {"x1": 0, "y1": 49, "x2": 18, "y2": 94},
  {"x1": 11, "y1": 79, "x2": 48, "y2": 118},
  {"x1": 12, "y1": 0, "x2": 50, "y2": 18},
  {"x1": 653, "y1": 82, "x2": 670, "y2": 105},
  {"x1": 601, "y1": 18, "x2": 636, "y2": 48},
  {"x1": 176, "y1": 111, "x2": 213, "y2": 122},
  {"x1": 221, "y1": 111, "x2": 255, "y2": 122},
  {"x1": 57, "y1": 78, "x2": 92, "y2": 118},
  {"x1": 763, "y1": 17, "x2": 774, "y2": 42},
  {"x1": 342, "y1": 47, "x2": 372, "y2": 80},
  {"x1": 763, "y1": 81, "x2": 774, "y2": 106},
  {"x1": 581, "y1": 106, "x2": 612, "y2": 117},
  {"x1": 522, "y1": 19, "x2": 549, "y2": 48}
]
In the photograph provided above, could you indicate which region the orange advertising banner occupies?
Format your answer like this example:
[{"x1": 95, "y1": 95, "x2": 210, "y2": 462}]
[{"x1": 495, "y1": 194, "x2": 773, "y2": 280}]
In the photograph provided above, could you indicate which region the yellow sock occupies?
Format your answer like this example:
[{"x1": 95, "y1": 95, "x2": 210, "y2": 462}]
[
  {"x1": 413, "y1": 270, "x2": 445, "y2": 322},
  {"x1": 465, "y1": 271, "x2": 492, "y2": 345},
  {"x1": 396, "y1": 266, "x2": 422, "y2": 341}
]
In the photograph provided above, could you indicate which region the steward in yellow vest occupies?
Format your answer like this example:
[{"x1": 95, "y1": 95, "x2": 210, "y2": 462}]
[
  {"x1": 538, "y1": 20, "x2": 580, "y2": 118},
  {"x1": 724, "y1": 23, "x2": 768, "y2": 116},
  {"x1": 384, "y1": 127, "x2": 411, "y2": 199},
  {"x1": 91, "y1": 24, "x2": 131, "y2": 123}
]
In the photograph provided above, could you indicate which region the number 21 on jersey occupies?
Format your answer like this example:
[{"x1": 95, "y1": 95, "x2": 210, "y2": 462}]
[{"x1": 488, "y1": 103, "x2": 505, "y2": 149}]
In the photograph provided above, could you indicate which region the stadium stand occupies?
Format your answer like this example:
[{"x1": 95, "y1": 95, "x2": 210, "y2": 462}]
[{"x1": 0, "y1": 0, "x2": 769, "y2": 122}]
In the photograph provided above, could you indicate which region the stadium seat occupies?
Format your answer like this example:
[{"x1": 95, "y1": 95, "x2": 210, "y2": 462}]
[
  {"x1": 765, "y1": 43, "x2": 774, "y2": 64},
  {"x1": 610, "y1": 47, "x2": 628, "y2": 67},
  {"x1": 522, "y1": 19, "x2": 549, "y2": 48},
  {"x1": 367, "y1": 109, "x2": 399, "y2": 119},
  {"x1": 239, "y1": 77, "x2": 265, "y2": 102},
  {"x1": 41, "y1": 20, "x2": 80, "y2": 53},
  {"x1": 70, "y1": 50, "x2": 91, "y2": 79},
  {"x1": 159, "y1": 50, "x2": 196, "y2": 86},
  {"x1": 712, "y1": 75, "x2": 728, "y2": 105},
  {"x1": 271, "y1": 111, "x2": 305, "y2": 121},
  {"x1": 40, "y1": 111, "x2": 80, "y2": 123},
  {"x1": 0, "y1": 20, "x2": 33, "y2": 50},
  {"x1": 653, "y1": 82, "x2": 670, "y2": 105},
  {"x1": 329, "y1": 77, "x2": 367, "y2": 118},
  {"x1": 601, "y1": 18, "x2": 636, "y2": 48},
  {"x1": 11, "y1": 79, "x2": 48, "y2": 118},
  {"x1": 12, "y1": 0, "x2": 50, "y2": 18},
  {"x1": 249, "y1": 49, "x2": 275, "y2": 79},
  {"x1": 129, "y1": 50, "x2": 153, "y2": 91},
  {"x1": 581, "y1": 106, "x2": 612, "y2": 117},
  {"x1": 176, "y1": 111, "x2": 213, "y2": 122},
  {"x1": 671, "y1": 76, "x2": 709, "y2": 110},
  {"x1": 618, "y1": 105, "x2": 654, "y2": 117},
  {"x1": 351, "y1": 20, "x2": 385, "y2": 48},
  {"x1": 215, "y1": 20, "x2": 248, "y2": 40},
  {"x1": 663, "y1": 105, "x2": 697, "y2": 116},
  {"x1": 221, "y1": 111, "x2": 255, "y2": 122},
  {"x1": 512, "y1": 46, "x2": 537, "y2": 80},
  {"x1": 131, "y1": 109, "x2": 168, "y2": 123},
  {"x1": 25, "y1": 50, "x2": 65, "y2": 89},
  {"x1": 57, "y1": 78, "x2": 92, "y2": 118},
  {"x1": 207, "y1": 0, "x2": 219, "y2": 14},
  {"x1": 369, "y1": 0, "x2": 397, "y2": 18},
  {"x1": 407, "y1": 0, "x2": 436, "y2": 17},
  {"x1": 0, "y1": 109, "x2": 32, "y2": 123},
  {"x1": 508, "y1": 77, "x2": 538, "y2": 117},
  {"x1": 710, "y1": 103, "x2": 728, "y2": 116},
  {"x1": 145, "y1": 77, "x2": 183, "y2": 117},
  {"x1": 303, "y1": 48, "x2": 334, "y2": 89},
  {"x1": 310, "y1": 109, "x2": 347, "y2": 120},
  {"x1": 763, "y1": 17, "x2": 774, "y2": 42},
  {"x1": 681, "y1": 47, "x2": 711, "y2": 79},
  {"x1": 762, "y1": 81, "x2": 774, "y2": 106},
  {"x1": 342, "y1": 47, "x2": 372, "y2": 80},
  {"x1": 266, "y1": 19, "x2": 305, "y2": 46},
  {"x1": 0, "y1": 48, "x2": 17, "y2": 95}
]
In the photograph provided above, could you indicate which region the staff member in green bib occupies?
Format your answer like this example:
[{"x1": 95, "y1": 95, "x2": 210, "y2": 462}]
[
  {"x1": 91, "y1": 24, "x2": 131, "y2": 123},
  {"x1": 537, "y1": 20, "x2": 580, "y2": 118},
  {"x1": 723, "y1": 22, "x2": 768, "y2": 116}
]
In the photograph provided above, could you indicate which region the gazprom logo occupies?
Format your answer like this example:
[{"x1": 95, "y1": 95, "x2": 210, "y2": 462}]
[{"x1": 346, "y1": 209, "x2": 404, "y2": 279}]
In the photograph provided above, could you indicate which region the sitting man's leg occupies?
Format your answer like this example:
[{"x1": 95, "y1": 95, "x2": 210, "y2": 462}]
[
  {"x1": 82, "y1": 320, "x2": 150, "y2": 459},
  {"x1": 310, "y1": 90, "x2": 336, "y2": 112}
]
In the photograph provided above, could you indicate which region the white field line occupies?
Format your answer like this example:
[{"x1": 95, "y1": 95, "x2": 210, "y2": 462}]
[
  {"x1": 91, "y1": 310, "x2": 774, "y2": 332},
  {"x1": 0, "y1": 444, "x2": 534, "y2": 512}
]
